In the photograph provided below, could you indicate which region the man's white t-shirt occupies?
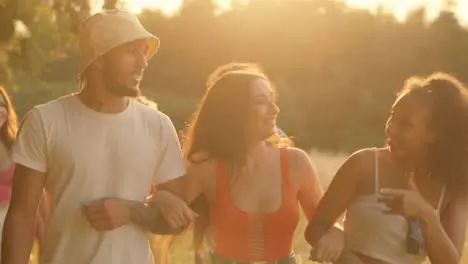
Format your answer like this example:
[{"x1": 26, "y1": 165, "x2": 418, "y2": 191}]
[{"x1": 12, "y1": 94, "x2": 186, "y2": 264}]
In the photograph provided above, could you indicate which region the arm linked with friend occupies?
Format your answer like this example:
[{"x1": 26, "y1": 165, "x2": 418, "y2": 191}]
[
  {"x1": 127, "y1": 176, "x2": 202, "y2": 235},
  {"x1": 126, "y1": 199, "x2": 184, "y2": 235}
]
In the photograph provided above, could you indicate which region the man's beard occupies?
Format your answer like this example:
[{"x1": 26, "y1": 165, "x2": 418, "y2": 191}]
[{"x1": 101, "y1": 61, "x2": 141, "y2": 98}]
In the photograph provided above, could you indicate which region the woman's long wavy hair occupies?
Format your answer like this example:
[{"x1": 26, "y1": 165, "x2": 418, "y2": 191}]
[
  {"x1": 183, "y1": 63, "x2": 290, "y2": 259},
  {"x1": 0, "y1": 86, "x2": 17, "y2": 150},
  {"x1": 397, "y1": 73, "x2": 468, "y2": 196}
]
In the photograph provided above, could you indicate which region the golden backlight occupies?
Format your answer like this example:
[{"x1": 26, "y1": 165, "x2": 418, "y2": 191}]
[
  {"x1": 124, "y1": 0, "x2": 183, "y2": 15},
  {"x1": 104, "y1": 0, "x2": 468, "y2": 24},
  {"x1": 122, "y1": 0, "x2": 230, "y2": 15}
]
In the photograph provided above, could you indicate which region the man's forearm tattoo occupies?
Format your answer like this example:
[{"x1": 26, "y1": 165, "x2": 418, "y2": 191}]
[{"x1": 128, "y1": 201, "x2": 183, "y2": 235}]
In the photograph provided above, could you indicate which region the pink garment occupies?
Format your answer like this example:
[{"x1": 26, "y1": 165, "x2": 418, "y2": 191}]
[{"x1": 0, "y1": 163, "x2": 15, "y2": 204}]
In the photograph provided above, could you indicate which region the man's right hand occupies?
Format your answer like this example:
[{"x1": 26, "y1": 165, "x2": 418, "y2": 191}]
[{"x1": 149, "y1": 190, "x2": 199, "y2": 228}]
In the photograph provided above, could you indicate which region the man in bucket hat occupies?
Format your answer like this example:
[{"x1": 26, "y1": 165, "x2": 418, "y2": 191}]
[{"x1": 1, "y1": 9, "x2": 196, "y2": 264}]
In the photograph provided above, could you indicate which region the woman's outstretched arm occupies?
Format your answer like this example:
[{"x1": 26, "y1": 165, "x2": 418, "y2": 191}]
[{"x1": 304, "y1": 149, "x2": 369, "y2": 246}]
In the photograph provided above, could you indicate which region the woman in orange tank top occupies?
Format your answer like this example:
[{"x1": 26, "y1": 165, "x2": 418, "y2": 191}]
[{"x1": 155, "y1": 63, "x2": 344, "y2": 264}]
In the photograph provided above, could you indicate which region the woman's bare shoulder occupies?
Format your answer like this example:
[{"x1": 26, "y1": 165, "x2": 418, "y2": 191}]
[
  {"x1": 283, "y1": 147, "x2": 318, "y2": 170},
  {"x1": 339, "y1": 147, "x2": 378, "y2": 173},
  {"x1": 332, "y1": 147, "x2": 385, "y2": 186}
]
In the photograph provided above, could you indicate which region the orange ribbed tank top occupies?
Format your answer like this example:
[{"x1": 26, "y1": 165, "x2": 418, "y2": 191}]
[{"x1": 210, "y1": 148, "x2": 299, "y2": 262}]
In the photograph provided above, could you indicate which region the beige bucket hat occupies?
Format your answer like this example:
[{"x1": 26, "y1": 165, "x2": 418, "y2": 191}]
[{"x1": 78, "y1": 9, "x2": 160, "y2": 76}]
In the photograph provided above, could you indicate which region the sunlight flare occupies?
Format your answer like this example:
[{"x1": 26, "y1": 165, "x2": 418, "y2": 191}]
[
  {"x1": 106, "y1": 0, "x2": 467, "y2": 24},
  {"x1": 123, "y1": 0, "x2": 183, "y2": 15}
]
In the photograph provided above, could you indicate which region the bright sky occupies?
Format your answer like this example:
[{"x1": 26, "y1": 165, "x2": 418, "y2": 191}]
[{"x1": 93, "y1": 0, "x2": 468, "y2": 24}]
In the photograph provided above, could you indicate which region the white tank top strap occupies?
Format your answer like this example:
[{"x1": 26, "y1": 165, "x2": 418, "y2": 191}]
[
  {"x1": 374, "y1": 147, "x2": 380, "y2": 196},
  {"x1": 437, "y1": 184, "x2": 446, "y2": 212}
]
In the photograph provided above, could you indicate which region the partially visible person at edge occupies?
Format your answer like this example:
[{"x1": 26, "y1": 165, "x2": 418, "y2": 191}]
[
  {"x1": 0, "y1": 85, "x2": 44, "y2": 263},
  {"x1": 275, "y1": 127, "x2": 287, "y2": 139},
  {"x1": 1, "y1": 9, "x2": 196, "y2": 264},
  {"x1": 305, "y1": 73, "x2": 468, "y2": 264},
  {"x1": 102, "y1": 62, "x2": 345, "y2": 263},
  {"x1": 0, "y1": 86, "x2": 44, "y2": 263}
]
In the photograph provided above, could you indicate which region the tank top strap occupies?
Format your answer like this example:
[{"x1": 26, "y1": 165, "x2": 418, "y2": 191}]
[
  {"x1": 374, "y1": 147, "x2": 380, "y2": 196},
  {"x1": 279, "y1": 148, "x2": 292, "y2": 190},
  {"x1": 437, "y1": 184, "x2": 446, "y2": 212}
]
